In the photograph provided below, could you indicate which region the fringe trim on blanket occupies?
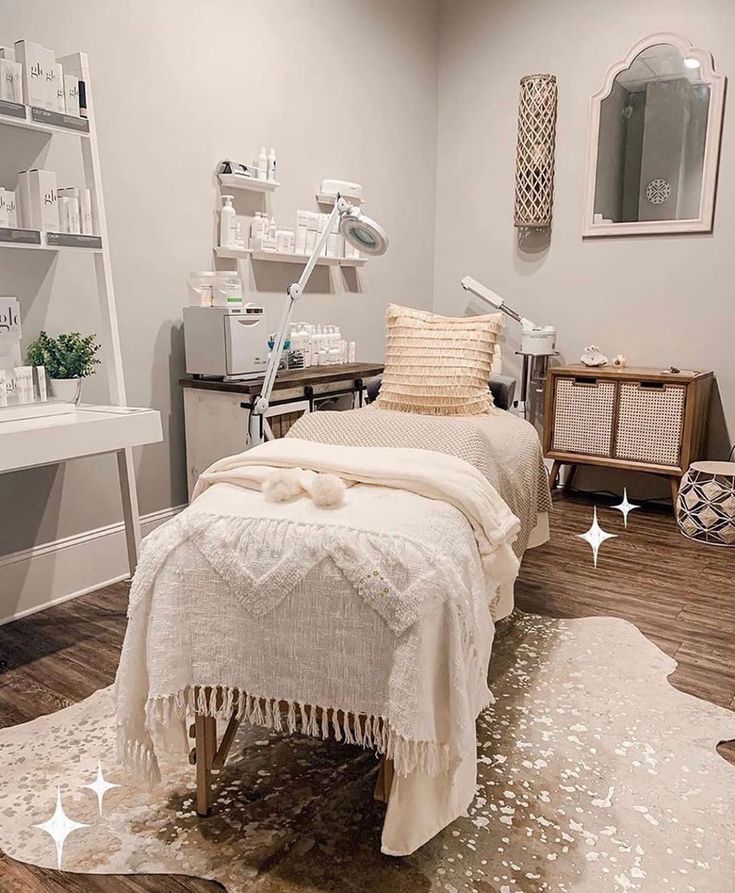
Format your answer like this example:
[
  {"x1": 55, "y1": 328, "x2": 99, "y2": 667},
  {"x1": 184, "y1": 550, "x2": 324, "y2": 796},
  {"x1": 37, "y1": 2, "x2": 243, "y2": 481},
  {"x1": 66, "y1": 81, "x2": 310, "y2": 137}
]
[
  {"x1": 116, "y1": 727, "x2": 162, "y2": 787},
  {"x1": 142, "y1": 687, "x2": 450, "y2": 778}
]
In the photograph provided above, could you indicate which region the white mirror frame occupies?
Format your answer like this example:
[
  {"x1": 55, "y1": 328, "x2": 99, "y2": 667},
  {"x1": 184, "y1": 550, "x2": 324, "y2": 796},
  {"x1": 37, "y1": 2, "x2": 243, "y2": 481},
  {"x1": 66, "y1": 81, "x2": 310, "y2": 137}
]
[{"x1": 582, "y1": 32, "x2": 726, "y2": 237}]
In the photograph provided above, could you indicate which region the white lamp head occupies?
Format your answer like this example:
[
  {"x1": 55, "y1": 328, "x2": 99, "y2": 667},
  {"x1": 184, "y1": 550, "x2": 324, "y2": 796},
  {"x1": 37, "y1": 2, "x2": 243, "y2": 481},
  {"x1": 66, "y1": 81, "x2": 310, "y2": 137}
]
[{"x1": 339, "y1": 204, "x2": 389, "y2": 256}]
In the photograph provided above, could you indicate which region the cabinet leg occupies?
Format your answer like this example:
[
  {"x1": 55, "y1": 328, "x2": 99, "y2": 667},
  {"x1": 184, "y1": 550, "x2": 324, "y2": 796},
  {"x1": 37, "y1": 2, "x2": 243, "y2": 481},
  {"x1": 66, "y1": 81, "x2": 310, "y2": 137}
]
[
  {"x1": 549, "y1": 461, "x2": 562, "y2": 491},
  {"x1": 563, "y1": 464, "x2": 578, "y2": 493}
]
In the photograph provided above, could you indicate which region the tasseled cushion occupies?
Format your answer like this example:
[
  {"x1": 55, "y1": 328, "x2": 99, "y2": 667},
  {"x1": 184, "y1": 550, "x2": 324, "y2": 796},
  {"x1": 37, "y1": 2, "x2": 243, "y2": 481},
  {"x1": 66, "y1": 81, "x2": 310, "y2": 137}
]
[{"x1": 375, "y1": 303, "x2": 503, "y2": 416}]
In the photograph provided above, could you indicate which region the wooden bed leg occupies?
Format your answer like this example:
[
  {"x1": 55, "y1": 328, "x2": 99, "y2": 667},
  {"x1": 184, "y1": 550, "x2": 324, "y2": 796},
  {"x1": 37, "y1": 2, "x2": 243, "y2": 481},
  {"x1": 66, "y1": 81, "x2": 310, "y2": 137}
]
[
  {"x1": 194, "y1": 713, "x2": 217, "y2": 816},
  {"x1": 373, "y1": 757, "x2": 395, "y2": 803}
]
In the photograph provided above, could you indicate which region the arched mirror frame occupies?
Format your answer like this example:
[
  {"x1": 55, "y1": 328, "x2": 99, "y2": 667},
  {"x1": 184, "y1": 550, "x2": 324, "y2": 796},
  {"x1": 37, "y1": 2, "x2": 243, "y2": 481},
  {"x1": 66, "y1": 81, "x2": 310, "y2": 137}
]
[{"x1": 582, "y1": 32, "x2": 726, "y2": 237}]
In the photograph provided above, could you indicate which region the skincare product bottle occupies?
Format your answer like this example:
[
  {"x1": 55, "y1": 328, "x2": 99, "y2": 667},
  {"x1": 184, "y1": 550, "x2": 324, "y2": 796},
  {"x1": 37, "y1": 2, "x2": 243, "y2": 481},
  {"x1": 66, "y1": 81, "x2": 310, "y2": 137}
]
[
  {"x1": 348, "y1": 341, "x2": 356, "y2": 363},
  {"x1": 0, "y1": 369, "x2": 7, "y2": 407},
  {"x1": 5, "y1": 190, "x2": 16, "y2": 227},
  {"x1": 14, "y1": 40, "x2": 46, "y2": 107},
  {"x1": 267, "y1": 148, "x2": 277, "y2": 182},
  {"x1": 35, "y1": 365, "x2": 47, "y2": 401},
  {"x1": 258, "y1": 147, "x2": 268, "y2": 181},
  {"x1": 268, "y1": 216, "x2": 277, "y2": 241},
  {"x1": 68, "y1": 187, "x2": 81, "y2": 233},
  {"x1": 200, "y1": 284, "x2": 213, "y2": 307},
  {"x1": 0, "y1": 189, "x2": 7, "y2": 228},
  {"x1": 78, "y1": 79, "x2": 88, "y2": 118},
  {"x1": 219, "y1": 194, "x2": 236, "y2": 248},
  {"x1": 58, "y1": 190, "x2": 70, "y2": 233}
]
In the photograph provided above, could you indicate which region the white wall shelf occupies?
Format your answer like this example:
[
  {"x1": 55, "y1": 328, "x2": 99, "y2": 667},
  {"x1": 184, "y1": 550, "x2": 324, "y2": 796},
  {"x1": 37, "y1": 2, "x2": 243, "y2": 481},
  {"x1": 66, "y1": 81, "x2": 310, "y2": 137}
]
[
  {"x1": 0, "y1": 228, "x2": 103, "y2": 252},
  {"x1": 214, "y1": 246, "x2": 366, "y2": 267},
  {"x1": 0, "y1": 406, "x2": 162, "y2": 473},
  {"x1": 0, "y1": 99, "x2": 90, "y2": 137},
  {"x1": 217, "y1": 173, "x2": 280, "y2": 193},
  {"x1": 0, "y1": 51, "x2": 162, "y2": 579}
]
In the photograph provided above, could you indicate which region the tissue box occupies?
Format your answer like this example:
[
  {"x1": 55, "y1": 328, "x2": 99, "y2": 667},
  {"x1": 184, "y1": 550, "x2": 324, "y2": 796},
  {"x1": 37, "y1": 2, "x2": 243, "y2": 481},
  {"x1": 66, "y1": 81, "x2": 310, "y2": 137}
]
[
  {"x1": 25, "y1": 169, "x2": 58, "y2": 231},
  {"x1": 14, "y1": 40, "x2": 46, "y2": 107}
]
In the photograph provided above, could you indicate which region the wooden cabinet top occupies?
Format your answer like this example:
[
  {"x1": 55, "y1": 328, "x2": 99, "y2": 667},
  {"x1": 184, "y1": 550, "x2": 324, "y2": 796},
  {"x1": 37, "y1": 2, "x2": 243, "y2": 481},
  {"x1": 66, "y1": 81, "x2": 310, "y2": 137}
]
[{"x1": 548, "y1": 365, "x2": 713, "y2": 384}]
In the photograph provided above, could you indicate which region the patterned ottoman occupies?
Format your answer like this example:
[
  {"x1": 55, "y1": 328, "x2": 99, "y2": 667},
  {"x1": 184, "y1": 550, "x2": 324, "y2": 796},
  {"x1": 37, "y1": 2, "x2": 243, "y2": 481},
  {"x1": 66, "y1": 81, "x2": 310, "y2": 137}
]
[{"x1": 677, "y1": 461, "x2": 735, "y2": 546}]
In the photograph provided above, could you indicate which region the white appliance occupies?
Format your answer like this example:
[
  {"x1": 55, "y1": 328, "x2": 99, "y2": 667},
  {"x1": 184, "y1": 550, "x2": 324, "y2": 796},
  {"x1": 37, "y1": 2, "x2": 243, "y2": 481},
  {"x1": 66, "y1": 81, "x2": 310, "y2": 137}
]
[{"x1": 183, "y1": 305, "x2": 268, "y2": 380}]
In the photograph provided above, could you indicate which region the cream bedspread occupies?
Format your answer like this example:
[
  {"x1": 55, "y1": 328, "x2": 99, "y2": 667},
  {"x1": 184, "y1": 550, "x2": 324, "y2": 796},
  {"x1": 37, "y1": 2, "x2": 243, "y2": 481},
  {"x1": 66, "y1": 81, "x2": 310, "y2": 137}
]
[{"x1": 115, "y1": 438, "x2": 524, "y2": 855}]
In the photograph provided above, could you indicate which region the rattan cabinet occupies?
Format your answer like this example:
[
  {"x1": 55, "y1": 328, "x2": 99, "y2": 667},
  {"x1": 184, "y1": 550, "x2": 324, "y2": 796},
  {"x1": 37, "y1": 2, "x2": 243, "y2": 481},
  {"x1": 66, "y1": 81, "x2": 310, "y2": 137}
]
[{"x1": 543, "y1": 365, "x2": 713, "y2": 504}]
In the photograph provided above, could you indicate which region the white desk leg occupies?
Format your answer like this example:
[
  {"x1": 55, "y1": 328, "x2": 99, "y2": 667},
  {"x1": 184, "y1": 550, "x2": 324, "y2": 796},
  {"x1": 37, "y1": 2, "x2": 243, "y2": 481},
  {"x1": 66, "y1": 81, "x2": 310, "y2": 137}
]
[{"x1": 117, "y1": 447, "x2": 141, "y2": 575}]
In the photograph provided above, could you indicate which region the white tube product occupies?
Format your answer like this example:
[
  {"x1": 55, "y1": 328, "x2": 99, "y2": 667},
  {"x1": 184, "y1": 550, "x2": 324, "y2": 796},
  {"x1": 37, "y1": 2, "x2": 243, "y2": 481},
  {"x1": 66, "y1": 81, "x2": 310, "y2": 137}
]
[
  {"x1": 258, "y1": 147, "x2": 268, "y2": 181},
  {"x1": 35, "y1": 365, "x2": 47, "y2": 401},
  {"x1": 219, "y1": 195, "x2": 236, "y2": 248},
  {"x1": 58, "y1": 190, "x2": 70, "y2": 233}
]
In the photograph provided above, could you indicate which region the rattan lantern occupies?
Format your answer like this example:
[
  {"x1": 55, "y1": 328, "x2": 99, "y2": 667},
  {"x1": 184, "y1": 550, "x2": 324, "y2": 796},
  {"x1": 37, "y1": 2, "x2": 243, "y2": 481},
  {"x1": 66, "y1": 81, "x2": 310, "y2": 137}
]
[
  {"x1": 514, "y1": 74, "x2": 558, "y2": 228},
  {"x1": 677, "y1": 461, "x2": 735, "y2": 546}
]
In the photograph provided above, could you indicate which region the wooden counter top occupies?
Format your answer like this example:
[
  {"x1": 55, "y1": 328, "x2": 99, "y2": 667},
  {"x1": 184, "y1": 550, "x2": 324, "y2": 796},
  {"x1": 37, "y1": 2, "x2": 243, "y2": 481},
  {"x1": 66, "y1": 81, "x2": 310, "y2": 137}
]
[{"x1": 180, "y1": 363, "x2": 384, "y2": 396}]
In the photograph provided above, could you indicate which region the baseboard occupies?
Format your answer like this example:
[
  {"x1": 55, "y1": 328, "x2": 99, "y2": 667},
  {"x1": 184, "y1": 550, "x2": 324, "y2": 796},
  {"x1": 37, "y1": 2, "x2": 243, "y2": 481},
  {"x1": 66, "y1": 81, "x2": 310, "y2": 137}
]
[{"x1": 0, "y1": 505, "x2": 186, "y2": 626}]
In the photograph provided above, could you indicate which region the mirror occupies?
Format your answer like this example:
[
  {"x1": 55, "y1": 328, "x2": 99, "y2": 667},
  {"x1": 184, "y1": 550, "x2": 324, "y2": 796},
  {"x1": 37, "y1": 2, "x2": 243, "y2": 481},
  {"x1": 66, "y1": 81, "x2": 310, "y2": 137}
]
[{"x1": 583, "y1": 33, "x2": 725, "y2": 236}]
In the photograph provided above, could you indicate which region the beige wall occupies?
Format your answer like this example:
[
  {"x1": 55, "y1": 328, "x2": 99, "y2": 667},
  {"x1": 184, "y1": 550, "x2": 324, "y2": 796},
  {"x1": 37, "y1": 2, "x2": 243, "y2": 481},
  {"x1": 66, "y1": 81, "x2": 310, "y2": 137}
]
[
  {"x1": 0, "y1": 0, "x2": 439, "y2": 577},
  {"x1": 433, "y1": 0, "x2": 734, "y2": 490}
]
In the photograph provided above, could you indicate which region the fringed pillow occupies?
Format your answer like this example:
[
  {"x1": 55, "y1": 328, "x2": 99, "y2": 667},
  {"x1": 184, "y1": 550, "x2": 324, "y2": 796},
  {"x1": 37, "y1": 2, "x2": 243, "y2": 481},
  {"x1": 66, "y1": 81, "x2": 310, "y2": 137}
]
[{"x1": 375, "y1": 303, "x2": 503, "y2": 416}]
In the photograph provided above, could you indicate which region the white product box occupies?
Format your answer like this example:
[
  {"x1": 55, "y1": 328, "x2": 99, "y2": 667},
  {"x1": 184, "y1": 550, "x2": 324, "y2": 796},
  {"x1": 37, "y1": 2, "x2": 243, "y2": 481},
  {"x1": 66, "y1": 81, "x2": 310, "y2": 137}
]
[
  {"x1": 14, "y1": 40, "x2": 46, "y2": 107},
  {"x1": 64, "y1": 74, "x2": 80, "y2": 116},
  {"x1": 15, "y1": 172, "x2": 31, "y2": 229},
  {"x1": 53, "y1": 62, "x2": 65, "y2": 112},
  {"x1": 41, "y1": 46, "x2": 56, "y2": 110},
  {"x1": 0, "y1": 47, "x2": 15, "y2": 61},
  {"x1": 26, "y1": 169, "x2": 58, "y2": 231},
  {"x1": 0, "y1": 189, "x2": 8, "y2": 227},
  {"x1": 4, "y1": 190, "x2": 17, "y2": 227},
  {"x1": 80, "y1": 188, "x2": 93, "y2": 234},
  {"x1": 0, "y1": 58, "x2": 22, "y2": 103}
]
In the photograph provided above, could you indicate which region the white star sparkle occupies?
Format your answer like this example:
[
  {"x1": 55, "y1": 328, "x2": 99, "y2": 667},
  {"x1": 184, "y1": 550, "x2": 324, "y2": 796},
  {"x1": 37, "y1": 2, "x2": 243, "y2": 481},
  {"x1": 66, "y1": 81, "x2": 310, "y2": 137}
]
[
  {"x1": 84, "y1": 761, "x2": 120, "y2": 815},
  {"x1": 577, "y1": 506, "x2": 617, "y2": 568},
  {"x1": 612, "y1": 487, "x2": 640, "y2": 528},
  {"x1": 34, "y1": 787, "x2": 89, "y2": 869}
]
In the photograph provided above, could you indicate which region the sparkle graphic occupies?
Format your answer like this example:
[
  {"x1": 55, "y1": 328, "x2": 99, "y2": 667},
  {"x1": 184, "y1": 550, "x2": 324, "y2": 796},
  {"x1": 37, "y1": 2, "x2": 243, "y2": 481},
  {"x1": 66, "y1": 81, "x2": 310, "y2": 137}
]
[
  {"x1": 577, "y1": 506, "x2": 617, "y2": 567},
  {"x1": 84, "y1": 761, "x2": 120, "y2": 815},
  {"x1": 34, "y1": 787, "x2": 89, "y2": 869},
  {"x1": 612, "y1": 488, "x2": 640, "y2": 528}
]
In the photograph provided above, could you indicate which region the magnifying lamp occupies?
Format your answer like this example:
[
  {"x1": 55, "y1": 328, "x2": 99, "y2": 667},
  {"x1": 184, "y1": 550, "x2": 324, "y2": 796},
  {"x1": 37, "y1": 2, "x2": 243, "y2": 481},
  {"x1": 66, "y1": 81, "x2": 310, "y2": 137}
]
[{"x1": 249, "y1": 196, "x2": 389, "y2": 446}]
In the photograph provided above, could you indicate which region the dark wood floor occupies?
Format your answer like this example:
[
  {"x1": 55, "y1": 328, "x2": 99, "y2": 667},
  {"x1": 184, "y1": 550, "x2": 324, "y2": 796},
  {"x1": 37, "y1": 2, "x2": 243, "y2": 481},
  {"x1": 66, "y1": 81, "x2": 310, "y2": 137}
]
[{"x1": 0, "y1": 492, "x2": 732, "y2": 891}]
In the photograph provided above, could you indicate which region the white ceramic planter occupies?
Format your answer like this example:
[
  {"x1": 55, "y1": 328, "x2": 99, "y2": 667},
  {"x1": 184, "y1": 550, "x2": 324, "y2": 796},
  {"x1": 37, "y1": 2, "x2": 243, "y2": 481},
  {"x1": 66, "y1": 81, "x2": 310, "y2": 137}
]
[{"x1": 49, "y1": 377, "x2": 82, "y2": 403}]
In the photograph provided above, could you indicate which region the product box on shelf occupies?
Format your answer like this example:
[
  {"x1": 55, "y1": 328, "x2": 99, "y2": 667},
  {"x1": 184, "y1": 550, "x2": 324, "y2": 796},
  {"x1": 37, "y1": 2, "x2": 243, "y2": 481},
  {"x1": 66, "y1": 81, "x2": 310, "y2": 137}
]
[
  {"x1": 0, "y1": 57, "x2": 23, "y2": 104},
  {"x1": 14, "y1": 40, "x2": 46, "y2": 107},
  {"x1": 41, "y1": 46, "x2": 56, "y2": 110},
  {"x1": 53, "y1": 62, "x2": 65, "y2": 112},
  {"x1": 0, "y1": 297, "x2": 22, "y2": 404},
  {"x1": 63, "y1": 74, "x2": 80, "y2": 116},
  {"x1": 25, "y1": 169, "x2": 58, "y2": 231},
  {"x1": 0, "y1": 189, "x2": 7, "y2": 227}
]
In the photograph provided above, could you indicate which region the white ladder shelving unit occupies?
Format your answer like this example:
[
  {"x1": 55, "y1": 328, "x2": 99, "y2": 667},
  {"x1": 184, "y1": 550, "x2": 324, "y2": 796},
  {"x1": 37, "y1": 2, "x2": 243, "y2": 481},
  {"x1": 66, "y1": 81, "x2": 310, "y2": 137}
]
[{"x1": 0, "y1": 51, "x2": 162, "y2": 574}]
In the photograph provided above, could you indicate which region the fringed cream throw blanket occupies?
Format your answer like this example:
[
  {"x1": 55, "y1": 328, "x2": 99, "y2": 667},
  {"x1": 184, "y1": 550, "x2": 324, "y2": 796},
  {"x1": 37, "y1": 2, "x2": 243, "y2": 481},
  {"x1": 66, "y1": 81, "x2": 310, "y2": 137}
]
[{"x1": 115, "y1": 438, "x2": 521, "y2": 854}]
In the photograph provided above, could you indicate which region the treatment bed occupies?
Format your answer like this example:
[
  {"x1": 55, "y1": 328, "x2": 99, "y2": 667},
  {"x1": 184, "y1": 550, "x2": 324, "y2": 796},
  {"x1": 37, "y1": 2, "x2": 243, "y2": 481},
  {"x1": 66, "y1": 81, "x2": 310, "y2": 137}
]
[{"x1": 115, "y1": 406, "x2": 551, "y2": 856}]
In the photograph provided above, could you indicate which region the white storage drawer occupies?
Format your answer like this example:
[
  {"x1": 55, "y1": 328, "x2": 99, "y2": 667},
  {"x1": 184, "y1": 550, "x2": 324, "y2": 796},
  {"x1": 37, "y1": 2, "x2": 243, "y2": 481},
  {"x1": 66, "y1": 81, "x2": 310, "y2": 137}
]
[
  {"x1": 613, "y1": 381, "x2": 686, "y2": 467},
  {"x1": 551, "y1": 376, "x2": 616, "y2": 456}
]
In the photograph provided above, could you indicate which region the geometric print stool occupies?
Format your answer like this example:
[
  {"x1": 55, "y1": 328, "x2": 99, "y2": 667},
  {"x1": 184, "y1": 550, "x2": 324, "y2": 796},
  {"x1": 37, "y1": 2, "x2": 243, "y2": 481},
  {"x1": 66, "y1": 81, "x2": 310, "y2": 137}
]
[{"x1": 677, "y1": 461, "x2": 735, "y2": 546}]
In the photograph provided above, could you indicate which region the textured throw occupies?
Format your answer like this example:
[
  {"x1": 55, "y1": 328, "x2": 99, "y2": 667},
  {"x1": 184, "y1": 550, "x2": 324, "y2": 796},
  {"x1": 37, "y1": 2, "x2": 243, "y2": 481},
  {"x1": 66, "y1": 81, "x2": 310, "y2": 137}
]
[
  {"x1": 375, "y1": 303, "x2": 503, "y2": 415},
  {"x1": 288, "y1": 406, "x2": 552, "y2": 556},
  {"x1": 115, "y1": 439, "x2": 521, "y2": 853}
]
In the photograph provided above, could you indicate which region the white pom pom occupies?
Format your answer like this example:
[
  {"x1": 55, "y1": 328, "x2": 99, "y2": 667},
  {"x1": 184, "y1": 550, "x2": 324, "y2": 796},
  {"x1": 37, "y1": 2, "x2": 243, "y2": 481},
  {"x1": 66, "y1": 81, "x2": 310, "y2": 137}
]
[
  {"x1": 310, "y1": 473, "x2": 347, "y2": 508},
  {"x1": 262, "y1": 469, "x2": 303, "y2": 502}
]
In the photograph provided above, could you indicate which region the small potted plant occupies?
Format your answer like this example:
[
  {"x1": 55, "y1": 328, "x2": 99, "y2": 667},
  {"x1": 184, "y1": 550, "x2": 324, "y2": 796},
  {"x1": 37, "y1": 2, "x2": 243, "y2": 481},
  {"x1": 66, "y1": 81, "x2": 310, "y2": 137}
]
[{"x1": 26, "y1": 331, "x2": 100, "y2": 403}]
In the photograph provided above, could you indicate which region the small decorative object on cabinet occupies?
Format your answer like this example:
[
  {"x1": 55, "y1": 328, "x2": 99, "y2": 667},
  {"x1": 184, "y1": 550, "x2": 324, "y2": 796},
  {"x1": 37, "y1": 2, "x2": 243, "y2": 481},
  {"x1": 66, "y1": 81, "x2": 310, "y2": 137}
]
[
  {"x1": 677, "y1": 460, "x2": 735, "y2": 546},
  {"x1": 513, "y1": 74, "x2": 558, "y2": 228},
  {"x1": 543, "y1": 365, "x2": 713, "y2": 506}
]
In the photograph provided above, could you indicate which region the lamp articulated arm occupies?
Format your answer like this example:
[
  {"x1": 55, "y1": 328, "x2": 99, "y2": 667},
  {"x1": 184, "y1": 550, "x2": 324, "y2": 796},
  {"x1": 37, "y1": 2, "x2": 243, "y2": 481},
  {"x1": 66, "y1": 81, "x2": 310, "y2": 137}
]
[{"x1": 248, "y1": 196, "x2": 348, "y2": 447}]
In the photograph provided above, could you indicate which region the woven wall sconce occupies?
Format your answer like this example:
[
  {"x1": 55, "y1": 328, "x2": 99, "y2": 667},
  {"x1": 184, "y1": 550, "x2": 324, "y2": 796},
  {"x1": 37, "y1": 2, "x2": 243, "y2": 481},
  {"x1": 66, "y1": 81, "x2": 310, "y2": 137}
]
[{"x1": 514, "y1": 74, "x2": 558, "y2": 228}]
